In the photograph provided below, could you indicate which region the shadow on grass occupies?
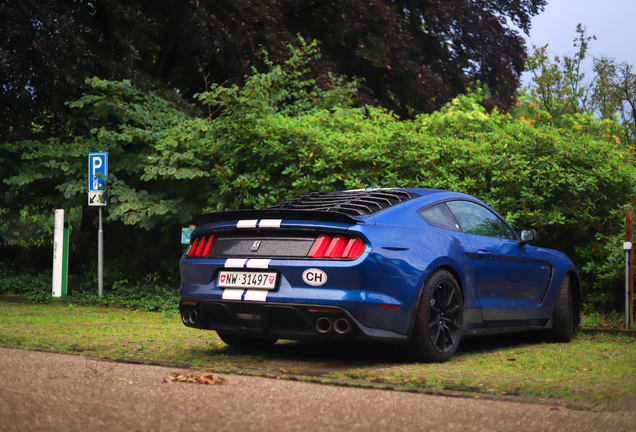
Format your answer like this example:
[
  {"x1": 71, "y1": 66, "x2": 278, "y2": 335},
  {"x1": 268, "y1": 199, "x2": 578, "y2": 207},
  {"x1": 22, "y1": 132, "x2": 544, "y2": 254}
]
[
  {"x1": 456, "y1": 331, "x2": 549, "y2": 357},
  {"x1": 208, "y1": 330, "x2": 551, "y2": 368}
]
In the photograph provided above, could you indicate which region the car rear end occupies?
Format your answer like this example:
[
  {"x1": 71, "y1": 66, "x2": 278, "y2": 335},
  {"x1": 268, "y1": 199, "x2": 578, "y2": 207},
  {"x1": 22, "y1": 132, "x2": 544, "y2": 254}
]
[{"x1": 179, "y1": 190, "x2": 423, "y2": 342}]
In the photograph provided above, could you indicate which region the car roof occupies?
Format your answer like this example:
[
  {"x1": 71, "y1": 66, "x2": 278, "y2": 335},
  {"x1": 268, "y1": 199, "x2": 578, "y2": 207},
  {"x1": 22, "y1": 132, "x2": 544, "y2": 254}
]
[{"x1": 398, "y1": 188, "x2": 483, "y2": 205}]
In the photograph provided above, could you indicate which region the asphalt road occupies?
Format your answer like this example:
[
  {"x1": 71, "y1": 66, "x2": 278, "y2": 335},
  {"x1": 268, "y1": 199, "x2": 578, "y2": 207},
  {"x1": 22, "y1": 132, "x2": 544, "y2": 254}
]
[{"x1": 0, "y1": 347, "x2": 634, "y2": 432}]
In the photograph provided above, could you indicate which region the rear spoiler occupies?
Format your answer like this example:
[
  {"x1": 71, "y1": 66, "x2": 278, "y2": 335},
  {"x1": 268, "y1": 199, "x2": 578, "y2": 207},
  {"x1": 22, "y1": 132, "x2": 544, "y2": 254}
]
[{"x1": 195, "y1": 209, "x2": 365, "y2": 226}]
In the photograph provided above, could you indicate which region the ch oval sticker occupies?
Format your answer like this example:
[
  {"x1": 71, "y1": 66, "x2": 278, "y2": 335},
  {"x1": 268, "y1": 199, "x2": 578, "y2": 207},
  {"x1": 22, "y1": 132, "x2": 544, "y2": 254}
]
[{"x1": 302, "y1": 268, "x2": 327, "y2": 286}]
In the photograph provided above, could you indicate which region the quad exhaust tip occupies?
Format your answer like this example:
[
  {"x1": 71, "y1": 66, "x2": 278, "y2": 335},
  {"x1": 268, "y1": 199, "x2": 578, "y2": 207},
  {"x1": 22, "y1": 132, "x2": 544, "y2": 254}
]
[
  {"x1": 315, "y1": 317, "x2": 332, "y2": 334},
  {"x1": 181, "y1": 309, "x2": 190, "y2": 324},
  {"x1": 188, "y1": 309, "x2": 198, "y2": 325},
  {"x1": 315, "y1": 317, "x2": 352, "y2": 334},
  {"x1": 334, "y1": 317, "x2": 352, "y2": 334},
  {"x1": 181, "y1": 309, "x2": 198, "y2": 325}
]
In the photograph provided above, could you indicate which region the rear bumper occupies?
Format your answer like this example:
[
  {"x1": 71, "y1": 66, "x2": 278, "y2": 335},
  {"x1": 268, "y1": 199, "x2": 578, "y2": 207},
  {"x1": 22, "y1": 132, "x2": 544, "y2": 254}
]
[
  {"x1": 179, "y1": 299, "x2": 409, "y2": 342},
  {"x1": 179, "y1": 253, "x2": 423, "y2": 336}
]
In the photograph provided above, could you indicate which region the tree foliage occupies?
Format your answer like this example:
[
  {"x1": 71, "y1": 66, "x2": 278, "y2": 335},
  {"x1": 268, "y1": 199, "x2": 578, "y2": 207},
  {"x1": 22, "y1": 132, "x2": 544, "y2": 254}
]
[
  {"x1": 521, "y1": 25, "x2": 636, "y2": 310},
  {"x1": 2, "y1": 42, "x2": 634, "y2": 310},
  {"x1": 1, "y1": 0, "x2": 546, "y2": 145},
  {"x1": 524, "y1": 24, "x2": 636, "y2": 147}
]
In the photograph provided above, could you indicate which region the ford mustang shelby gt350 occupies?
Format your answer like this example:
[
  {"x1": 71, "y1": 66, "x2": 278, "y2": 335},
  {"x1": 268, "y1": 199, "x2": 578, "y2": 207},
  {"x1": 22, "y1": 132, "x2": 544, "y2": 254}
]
[{"x1": 179, "y1": 188, "x2": 580, "y2": 362}]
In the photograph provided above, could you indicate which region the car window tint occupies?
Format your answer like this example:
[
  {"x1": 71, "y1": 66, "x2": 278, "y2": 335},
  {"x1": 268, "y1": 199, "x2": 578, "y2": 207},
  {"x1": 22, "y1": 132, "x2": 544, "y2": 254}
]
[
  {"x1": 418, "y1": 203, "x2": 460, "y2": 231},
  {"x1": 446, "y1": 201, "x2": 515, "y2": 240}
]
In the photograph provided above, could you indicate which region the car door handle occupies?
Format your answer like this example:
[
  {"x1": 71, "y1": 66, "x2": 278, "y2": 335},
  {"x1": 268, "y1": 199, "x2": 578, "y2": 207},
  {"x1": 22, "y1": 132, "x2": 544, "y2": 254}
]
[{"x1": 477, "y1": 249, "x2": 492, "y2": 259}]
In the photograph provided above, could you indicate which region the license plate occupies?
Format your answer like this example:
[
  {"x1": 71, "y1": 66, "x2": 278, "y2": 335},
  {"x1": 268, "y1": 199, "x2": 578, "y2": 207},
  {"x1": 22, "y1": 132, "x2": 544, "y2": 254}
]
[{"x1": 217, "y1": 271, "x2": 278, "y2": 289}]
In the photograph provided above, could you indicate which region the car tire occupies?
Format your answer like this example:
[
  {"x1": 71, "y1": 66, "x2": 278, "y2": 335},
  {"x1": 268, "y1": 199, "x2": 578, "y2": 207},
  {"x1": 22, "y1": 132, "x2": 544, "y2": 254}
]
[
  {"x1": 216, "y1": 331, "x2": 278, "y2": 349},
  {"x1": 548, "y1": 274, "x2": 574, "y2": 343},
  {"x1": 407, "y1": 269, "x2": 463, "y2": 362}
]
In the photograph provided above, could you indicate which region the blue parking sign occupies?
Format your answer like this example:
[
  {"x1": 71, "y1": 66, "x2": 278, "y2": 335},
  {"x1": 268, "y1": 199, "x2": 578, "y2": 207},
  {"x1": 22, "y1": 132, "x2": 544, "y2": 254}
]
[{"x1": 88, "y1": 152, "x2": 108, "y2": 206}]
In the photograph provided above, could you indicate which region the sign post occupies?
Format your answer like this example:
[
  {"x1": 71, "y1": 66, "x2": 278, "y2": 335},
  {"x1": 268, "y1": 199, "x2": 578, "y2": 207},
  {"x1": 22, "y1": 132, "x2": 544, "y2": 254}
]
[
  {"x1": 88, "y1": 152, "x2": 108, "y2": 297},
  {"x1": 626, "y1": 210, "x2": 634, "y2": 329},
  {"x1": 52, "y1": 210, "x2": 69, "y2": 297}
]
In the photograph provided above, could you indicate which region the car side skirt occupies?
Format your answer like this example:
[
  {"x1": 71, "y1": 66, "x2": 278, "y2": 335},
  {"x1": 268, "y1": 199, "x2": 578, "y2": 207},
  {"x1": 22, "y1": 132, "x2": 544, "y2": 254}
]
[{"x1": 462, "y1": 319, "x2": 553, "y2": 337}]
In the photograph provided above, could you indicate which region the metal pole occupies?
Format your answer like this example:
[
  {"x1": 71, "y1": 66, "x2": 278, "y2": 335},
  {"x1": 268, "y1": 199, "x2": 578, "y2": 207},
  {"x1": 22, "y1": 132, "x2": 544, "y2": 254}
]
[
  {"x1": 98, "y1": 207, "x2": 103, "y2": 297},
  {"x1": 626, "y1": 249, "x2": 630, "y2": 329},
  {"x1": 626, "y1": 210, "x2": 633, "y2": 329}
]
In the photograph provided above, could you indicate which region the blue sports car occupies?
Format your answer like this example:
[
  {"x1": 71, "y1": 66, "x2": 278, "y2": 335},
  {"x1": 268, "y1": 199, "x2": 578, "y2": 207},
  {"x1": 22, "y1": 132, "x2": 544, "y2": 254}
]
[{"x1": 179, "y1": 188, "x2": 580, "y2": 362}]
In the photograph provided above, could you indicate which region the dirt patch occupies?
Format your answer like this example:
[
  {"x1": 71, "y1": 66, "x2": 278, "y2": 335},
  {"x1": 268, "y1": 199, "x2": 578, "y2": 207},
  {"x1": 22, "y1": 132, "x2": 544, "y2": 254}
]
[{"x1": 0, "y1": 295, "x2": 30, "y2": 303}]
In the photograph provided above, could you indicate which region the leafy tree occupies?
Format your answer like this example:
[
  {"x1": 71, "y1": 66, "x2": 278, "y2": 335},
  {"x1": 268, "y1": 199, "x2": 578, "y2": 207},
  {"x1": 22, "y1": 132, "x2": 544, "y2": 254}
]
[
  {"x1": 0, "y1": 42, "x2": 359, "y2": 274},
  {"x1": 592, "y1": 58, "x2": 636, "y2": 146},
  {"x1": 3, "y1": 41, "x2": 634, "y2": 311},
  {"x1": 0, "y1": 0, "x2": 207, "y2": 143},
  {"x1": 1, "y1": 0, "x2": 95, "y2": 142},
  {"x1": 1, "y1": 0, "x2": 546, "y2": 146},
  {"x1": 520, "y1": 25, "x2": 636, "y2": 310},
  {"x1": 217, "y1": 0, "x2": 547, "y2": 117},
  {"x1": 523, "y1": 24, "x2": 635, "y2": 146}
]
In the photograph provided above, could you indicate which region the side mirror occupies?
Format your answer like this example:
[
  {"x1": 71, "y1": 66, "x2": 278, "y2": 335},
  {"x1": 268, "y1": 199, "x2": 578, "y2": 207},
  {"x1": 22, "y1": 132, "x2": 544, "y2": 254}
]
[{"x1": 519, "y1": 229, "x2": 539, "y2": 245}]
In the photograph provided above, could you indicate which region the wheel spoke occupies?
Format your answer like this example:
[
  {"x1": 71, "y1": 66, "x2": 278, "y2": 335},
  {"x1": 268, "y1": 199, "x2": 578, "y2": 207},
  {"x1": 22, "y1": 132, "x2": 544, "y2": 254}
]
[
  {"x1": 443, "y1": 327, "x2": 453, "y2": 349},
  {"x1": 432, "y1": 325, "x2": 442, "y2": 348},
  {"x1": 444, "y1": 287, "x2": 455, "y2": 308},
  {"x1": 441, "y1": 317, "x2": 460, "y2": 329},
  {"x1": 433, "y1": 287, "x2": 442, "y2": 305},
  {"x1": 445, "y1": 304, "x2": 460, "y2": 315}
]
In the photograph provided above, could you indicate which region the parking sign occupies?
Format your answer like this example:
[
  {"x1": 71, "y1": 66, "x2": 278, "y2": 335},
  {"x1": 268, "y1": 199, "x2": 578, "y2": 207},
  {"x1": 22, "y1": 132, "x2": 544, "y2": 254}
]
[{"x1": 88, "y1": 152, "x2": 108, "y2": 206}]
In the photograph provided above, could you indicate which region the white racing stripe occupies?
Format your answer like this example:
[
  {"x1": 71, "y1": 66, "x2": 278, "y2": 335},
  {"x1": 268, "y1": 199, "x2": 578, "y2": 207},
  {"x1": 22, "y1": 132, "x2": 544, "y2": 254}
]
[
  {"x1": 258, "y1": 219, "x2": 282, "y2": 228},
  {"x1": 244, "y1": 290, "x2": 268, "y2": 302},
  {"x1": 225, "y1": 259, "x2": 247, "y2": 268},
  {"x1": 237, "y1": 220, "x2": 258, "y2": 228},
  {"x1": 246, "y1": 259, "x2": 271, "y2": 269},
  {"x1": 221, "y1": 289, "x2": 244, "y2": 300}
]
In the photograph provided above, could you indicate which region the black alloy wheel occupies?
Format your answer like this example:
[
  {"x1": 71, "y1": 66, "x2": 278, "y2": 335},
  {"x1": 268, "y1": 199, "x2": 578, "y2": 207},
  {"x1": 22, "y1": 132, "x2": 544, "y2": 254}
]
[
  {"x1": 408, "y1": 269, "x2": 463, "y2": 362},
  {"x1": 429, "y1": 279, "x2": 462, "y2": 354}
]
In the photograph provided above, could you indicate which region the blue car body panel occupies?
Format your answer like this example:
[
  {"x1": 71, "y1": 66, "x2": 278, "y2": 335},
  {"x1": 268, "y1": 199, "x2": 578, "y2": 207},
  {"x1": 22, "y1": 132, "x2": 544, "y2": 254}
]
[{"x1": 179, "y1": 188, "x2": 581, "y2": 342}]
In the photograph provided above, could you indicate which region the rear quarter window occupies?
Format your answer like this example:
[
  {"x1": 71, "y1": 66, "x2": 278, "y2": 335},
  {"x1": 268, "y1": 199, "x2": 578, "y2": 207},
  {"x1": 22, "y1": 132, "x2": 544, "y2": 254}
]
[{"x1": 418, "y1": 203, "x2": 461, "y2": 232}]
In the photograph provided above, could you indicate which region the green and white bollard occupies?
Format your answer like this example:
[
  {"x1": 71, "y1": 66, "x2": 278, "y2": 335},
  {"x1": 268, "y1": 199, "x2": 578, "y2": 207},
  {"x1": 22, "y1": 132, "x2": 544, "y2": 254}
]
[{"x1": 52, "y1": 209, "x2": 70, "y2": 297}]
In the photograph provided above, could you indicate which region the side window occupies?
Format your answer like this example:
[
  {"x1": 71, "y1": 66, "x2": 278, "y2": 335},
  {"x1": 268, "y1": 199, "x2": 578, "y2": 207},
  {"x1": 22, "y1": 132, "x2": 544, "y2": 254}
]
[
  {"x1": 418, "y1": 203, "x2": 461, "y2": 232},
  {"x1": 446, "y1": 201, "x2": 515, "y2": 240}
]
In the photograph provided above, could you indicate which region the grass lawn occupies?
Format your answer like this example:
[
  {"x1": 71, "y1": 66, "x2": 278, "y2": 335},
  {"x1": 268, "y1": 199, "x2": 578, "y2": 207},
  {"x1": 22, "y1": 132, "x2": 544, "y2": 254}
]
[{"x1": 1, "y1": 301, "x2": 634, "y2": 409}]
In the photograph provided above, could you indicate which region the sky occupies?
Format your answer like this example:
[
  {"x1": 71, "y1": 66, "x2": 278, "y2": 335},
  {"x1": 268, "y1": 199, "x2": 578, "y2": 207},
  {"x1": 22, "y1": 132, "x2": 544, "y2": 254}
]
[{"x1": 516, "y1": 0, "x2": 636, "y2": 87}]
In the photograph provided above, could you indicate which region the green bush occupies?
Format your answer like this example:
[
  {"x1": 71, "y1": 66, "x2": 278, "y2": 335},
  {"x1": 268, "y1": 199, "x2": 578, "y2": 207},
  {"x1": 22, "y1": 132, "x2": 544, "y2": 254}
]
[
  {"x1": 0, "y1": 261, "x2": 179, "y2": 313},
  {"x1": 2, "y1": 42, "x2": 634, "y2": 311}
]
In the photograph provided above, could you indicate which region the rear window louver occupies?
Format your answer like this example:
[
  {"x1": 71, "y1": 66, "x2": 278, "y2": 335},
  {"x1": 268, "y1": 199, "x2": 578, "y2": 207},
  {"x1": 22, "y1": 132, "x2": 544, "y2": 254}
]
[{"x1": 267, "y1": 190, "x2": 420, "y2": 216}]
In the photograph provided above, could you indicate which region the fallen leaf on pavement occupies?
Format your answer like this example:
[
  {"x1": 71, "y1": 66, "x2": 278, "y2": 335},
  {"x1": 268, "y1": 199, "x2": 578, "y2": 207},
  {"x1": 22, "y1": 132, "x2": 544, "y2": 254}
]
[{"x1": 164, "y1": 373, "x2": 227, "y2": 385}]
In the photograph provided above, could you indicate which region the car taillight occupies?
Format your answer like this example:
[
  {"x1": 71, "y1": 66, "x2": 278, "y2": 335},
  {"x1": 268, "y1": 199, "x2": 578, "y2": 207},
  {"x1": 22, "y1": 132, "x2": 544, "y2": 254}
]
[
  {"x1": 343, "y1": 237, "x2": 365, "y2": 258},
  {"x1": 186, "y1": 238, "x2": 200, "y2": 257},
  {"x1": 326, "y1": 236, "x2": 346, "y2": 257},
  {"x1": 200, "y1": 235, "x2": 215, "y2": 256},
  {"x1": 308, "y1": 235, "x2": 365, "y2": 259},
  {"x1": 308, "y1": 235, "x2": 330, "y2": 258},
  {"x1": 187, "y1": 235, "x2": 216, "y2": 258}
]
